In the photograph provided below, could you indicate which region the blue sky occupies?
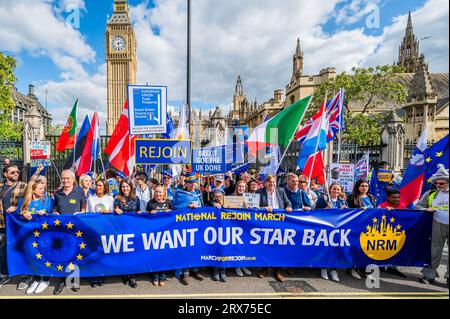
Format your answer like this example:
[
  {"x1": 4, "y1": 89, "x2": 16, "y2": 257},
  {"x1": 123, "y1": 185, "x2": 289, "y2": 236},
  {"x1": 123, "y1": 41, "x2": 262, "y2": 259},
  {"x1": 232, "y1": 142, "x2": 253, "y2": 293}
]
[{"x1": 1, "y1": 0, "x2": 448, "y2": 131}]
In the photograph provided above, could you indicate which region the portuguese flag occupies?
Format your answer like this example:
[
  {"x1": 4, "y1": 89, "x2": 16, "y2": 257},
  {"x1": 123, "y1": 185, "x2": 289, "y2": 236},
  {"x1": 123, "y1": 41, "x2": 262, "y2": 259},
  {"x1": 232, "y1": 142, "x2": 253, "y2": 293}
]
[
  {"x1": 246, "y1": 95, "x2": 312, "y2": 156},
  {"x1": 56, "y1": 99, "x2": 78, "y2": 152}
]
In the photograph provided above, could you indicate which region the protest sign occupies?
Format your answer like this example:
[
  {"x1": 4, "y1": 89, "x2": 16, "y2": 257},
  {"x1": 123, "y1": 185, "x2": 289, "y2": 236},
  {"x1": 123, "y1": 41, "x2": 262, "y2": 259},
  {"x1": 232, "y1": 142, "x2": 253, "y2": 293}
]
[
  {"x1": 192, "y1": 147, "x2": 226, "y2": 175},
  {"x1": 329, "y1": 163, "x2": 355, "y2": 193},
  {"x1": 224, "y1": 196, "x2": 245, "y2": 208},
  {"x1": 30, "y1": 141, "x2": 51, "y2": 167},
  {"x1": 243, "y1": 193, "x2": 260, "y2": 208},
  {"x1": 135, "y1": 139, "x2": 191, "y2": 165},
  {"x1": 128, "y1": 85, "x2": 167, "y2": 135}
]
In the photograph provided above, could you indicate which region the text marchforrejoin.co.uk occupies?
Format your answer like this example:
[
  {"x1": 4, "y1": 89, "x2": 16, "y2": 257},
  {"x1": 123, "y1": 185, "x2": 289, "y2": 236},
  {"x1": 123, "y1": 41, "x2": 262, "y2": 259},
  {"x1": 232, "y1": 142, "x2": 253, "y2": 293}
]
[{"x1": 6, "y1": 208, "x2": 433, "y2": 277}]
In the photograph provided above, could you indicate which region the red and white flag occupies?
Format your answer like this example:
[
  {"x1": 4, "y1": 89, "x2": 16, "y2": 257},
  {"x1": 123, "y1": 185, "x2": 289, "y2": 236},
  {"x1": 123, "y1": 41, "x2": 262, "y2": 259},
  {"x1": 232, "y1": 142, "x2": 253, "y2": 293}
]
[{"x1": 105, "y1": 101, "x2": 136, "y2": 177}]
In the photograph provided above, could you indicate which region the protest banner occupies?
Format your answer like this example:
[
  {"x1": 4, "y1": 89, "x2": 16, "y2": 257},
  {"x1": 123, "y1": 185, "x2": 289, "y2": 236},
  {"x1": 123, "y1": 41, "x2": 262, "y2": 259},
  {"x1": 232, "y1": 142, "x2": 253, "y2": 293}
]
[
  {"x1": 329, "y1": 163, "x2": 355, "y2": 193},
  {"x1": 6, "y1": 208, "x2": 432, "y2": 277},
  {"x1": 192, "y1": 147, "x2": 226, "y2": 175},
  {"x1": 223, "y1": 196, "x2": 245, "y2": 208},
  {"x1": 30, "y1": 141, "x2": 52, "y2": 167},
  {"x1": 135, "y1": 139, "x2": 192, "y2": 165},
  {"x1": 243, "y1": 193, "x2": 260, "y2": 208},
  {"x1": 128, "y1": 85, "x2": 167, "y2": 135}
]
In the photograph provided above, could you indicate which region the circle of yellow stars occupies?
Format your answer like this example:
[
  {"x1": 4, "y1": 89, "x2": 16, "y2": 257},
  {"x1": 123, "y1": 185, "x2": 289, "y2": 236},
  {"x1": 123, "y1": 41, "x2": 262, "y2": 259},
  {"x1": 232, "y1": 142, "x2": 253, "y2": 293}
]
[
  {"x1": 32, "y1": 219, "x2": 86, "y2": 272},
  {"x1": 425, "y1": 152, "x2": 444, "y2": 184}
]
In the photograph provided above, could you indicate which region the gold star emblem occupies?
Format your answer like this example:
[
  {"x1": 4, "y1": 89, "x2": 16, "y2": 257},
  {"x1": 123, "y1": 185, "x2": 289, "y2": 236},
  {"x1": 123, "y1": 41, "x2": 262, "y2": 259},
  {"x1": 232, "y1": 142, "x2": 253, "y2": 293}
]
[
  {"x1": 382, "y1": 215, "x2": 386, "y2": 220},
  {"x1": 36, "y1": 253, "x2": 42, "y2": 260},
  {"x1": 79, "y1": 242, "x2": 86, "y2": 250},
  {"x1": 45, "y1": 262, "x2": 52, "y2": 268},
  {"x1": 76, "y1": 254, "x2": 83, "y2": 261},
  {"x1": 426, "y1": 157, "x2": 432, "y2": 163},
  {"x1": 390, "y1": 217, "x2": 395, "y2": 223},
  {"x1": 76, "y1": 230, "x2": 83, "y2": 238},
  {"x1": 57, "y1": 265, "x2": 63, "y2": 271},
  {"x1": 32, "y1": 242, "x2": 38, "y2": 248},
  {"x1": 66, "y1": 222, "x2": 74, "y2": 229},
  {"x1": 68, "y1": 263, "x2": 75, "y2": 271},
  {"x1": 33, "y1": 230, "x2": 40, "y2": 237},
  {"x1": 436, "y1": 152, "x2": 443, "y2": 157},
  {"x1": 366, "y1": 225, "x2": 371, "y2": 231},
  {"x1": 372, "y1": 218, "x2": 378, "y2": 223},
  {"x1": 396, "y1": 225, "x2": 402, "y2": 230},
  {"x1": 427, "y1": 178, "x2": 432, "y2": 184},
  {"x1": 54, "y1": 219, "x2": 61, "y2": 226},
  {"x1": 42, "y1": 222, "x2": 48, "y2": 229}
]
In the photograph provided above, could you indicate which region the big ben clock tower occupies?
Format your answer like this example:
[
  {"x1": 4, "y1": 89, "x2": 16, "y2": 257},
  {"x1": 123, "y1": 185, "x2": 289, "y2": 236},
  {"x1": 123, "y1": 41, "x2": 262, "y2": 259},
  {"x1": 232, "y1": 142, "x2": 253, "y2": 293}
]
[{"x1": 106, "y1": 0, "x2": 137, "y2": 135}]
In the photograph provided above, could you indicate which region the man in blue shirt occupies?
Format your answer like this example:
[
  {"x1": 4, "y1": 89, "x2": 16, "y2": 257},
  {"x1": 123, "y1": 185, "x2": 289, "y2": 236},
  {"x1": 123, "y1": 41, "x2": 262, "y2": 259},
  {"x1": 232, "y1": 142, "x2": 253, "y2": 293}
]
[
  {"x1": 284, "y1": 173, "x2": 312, "y2": 210},
  {"x1": 52, "y1": 170, "x2": 86, "y2": 295}
]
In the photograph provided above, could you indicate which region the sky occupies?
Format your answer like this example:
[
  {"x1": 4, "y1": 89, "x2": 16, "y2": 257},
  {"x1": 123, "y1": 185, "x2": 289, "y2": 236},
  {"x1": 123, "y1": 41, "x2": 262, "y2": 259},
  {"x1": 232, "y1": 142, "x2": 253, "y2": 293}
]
[{"x1": 0, "y1": 0, "x2": 448, "y2": 133}]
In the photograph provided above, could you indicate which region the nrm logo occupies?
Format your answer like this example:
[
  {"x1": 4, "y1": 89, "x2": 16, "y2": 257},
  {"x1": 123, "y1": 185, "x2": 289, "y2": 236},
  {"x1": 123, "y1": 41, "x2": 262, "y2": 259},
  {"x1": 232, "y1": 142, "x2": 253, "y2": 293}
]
[{"x1": 360, "y1": 215, "x2": 406, "y2": 261}]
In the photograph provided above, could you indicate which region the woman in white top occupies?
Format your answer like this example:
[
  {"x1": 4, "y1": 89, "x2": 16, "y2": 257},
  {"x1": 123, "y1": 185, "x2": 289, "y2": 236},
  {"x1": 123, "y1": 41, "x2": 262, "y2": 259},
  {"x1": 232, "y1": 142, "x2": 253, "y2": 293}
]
[
  {"x1": 87, "y1": 179, "x2": 114, "y2": 213},
  {"x1": 86, "y1": 179, "x2": 114, "y2": 288}
]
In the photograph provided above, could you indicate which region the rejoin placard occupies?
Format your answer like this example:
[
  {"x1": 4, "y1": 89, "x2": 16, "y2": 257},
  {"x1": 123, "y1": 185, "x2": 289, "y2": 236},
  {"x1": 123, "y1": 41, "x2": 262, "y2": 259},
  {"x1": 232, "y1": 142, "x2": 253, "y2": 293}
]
[{"x1": 135, "y1": 139, "x2": 192, "y2": 165}]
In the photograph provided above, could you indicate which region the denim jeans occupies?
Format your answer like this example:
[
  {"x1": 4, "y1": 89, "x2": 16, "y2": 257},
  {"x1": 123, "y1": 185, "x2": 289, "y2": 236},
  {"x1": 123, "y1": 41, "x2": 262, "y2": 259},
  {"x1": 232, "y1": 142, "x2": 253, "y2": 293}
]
[
  {"x1": 175, "y1": 268, "x2": 199, "y2": 278},
  {"x1": 0, "y1": 229, "x2": 7, "y2": 278}
]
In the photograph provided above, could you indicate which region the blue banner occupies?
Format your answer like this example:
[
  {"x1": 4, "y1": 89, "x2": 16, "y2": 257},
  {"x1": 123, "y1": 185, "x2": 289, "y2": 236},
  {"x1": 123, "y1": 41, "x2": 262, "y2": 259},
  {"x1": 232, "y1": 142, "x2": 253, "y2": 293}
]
[
  {"x1": 135, "y1": 139, "x2": 192, "y2": 165},
  {"x1": 6, "y1": 208, "x2": 432, "y2": 277}
]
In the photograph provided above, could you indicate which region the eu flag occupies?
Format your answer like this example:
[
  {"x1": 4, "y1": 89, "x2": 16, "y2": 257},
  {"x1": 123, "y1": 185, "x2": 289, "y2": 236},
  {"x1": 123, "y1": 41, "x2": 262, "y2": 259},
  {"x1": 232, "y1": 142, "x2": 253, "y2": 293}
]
[{"x1": 422, "y1": 135, "x2": 449, "y2": 195}]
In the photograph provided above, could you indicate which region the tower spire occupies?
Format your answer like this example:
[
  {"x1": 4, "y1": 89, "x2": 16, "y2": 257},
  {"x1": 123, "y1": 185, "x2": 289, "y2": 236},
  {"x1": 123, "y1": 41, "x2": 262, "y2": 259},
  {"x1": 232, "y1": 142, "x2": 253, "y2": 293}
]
[
  {"x1": 296, "y1": 38, "x2": 302, "y2": 54},
  {"x1": 235, "y1": 75, "x2": 244, "y2": 96},
  {"x1": 397, "y1": 11, "x2": 420, "y2": 73}
]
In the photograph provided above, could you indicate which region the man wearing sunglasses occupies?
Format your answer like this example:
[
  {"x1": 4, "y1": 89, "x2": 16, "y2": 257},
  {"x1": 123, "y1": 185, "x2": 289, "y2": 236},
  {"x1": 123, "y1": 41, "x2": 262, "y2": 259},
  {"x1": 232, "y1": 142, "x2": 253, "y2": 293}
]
[
  {"x1": 0, "y1": 165, "x2": 27, "y2": 287},
  {"x1": 416, "y1": 164, "x2": 449, "y2": 286}
]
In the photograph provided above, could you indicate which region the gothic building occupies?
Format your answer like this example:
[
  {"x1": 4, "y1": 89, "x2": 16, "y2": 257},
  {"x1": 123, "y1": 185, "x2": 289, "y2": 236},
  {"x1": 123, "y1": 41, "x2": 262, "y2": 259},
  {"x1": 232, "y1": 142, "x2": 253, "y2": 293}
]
[
  {"x1": 10, "y1": 84, "x2": 52, "y2": 130},
  {"x1": 285, "y1": 38, "x2": 337, "y2": 107},
  {"x1": 396, "y1": 13, "x2": 449, "y2": 141},
  {"x1": 106, "y1": 0, "x2": 137, "y2": 135}
]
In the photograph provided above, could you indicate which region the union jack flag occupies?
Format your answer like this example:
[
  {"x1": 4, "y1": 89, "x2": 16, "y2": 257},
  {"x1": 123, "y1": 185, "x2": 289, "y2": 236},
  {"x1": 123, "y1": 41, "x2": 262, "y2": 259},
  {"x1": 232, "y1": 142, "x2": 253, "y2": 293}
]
[{"x1": 295, "y1": 89, "x2": 345, "y2": 144}]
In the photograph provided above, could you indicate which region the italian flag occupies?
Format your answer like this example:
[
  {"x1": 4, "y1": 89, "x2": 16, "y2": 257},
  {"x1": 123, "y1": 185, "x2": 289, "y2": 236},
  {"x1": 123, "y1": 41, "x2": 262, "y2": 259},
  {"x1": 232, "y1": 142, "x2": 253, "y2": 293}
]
[
  {"x1": 246, "y1": 95, "x2": 312, "y2": 156},
  {"x1": 56, "y1": 99, "x2": 78, "y2": 152}
]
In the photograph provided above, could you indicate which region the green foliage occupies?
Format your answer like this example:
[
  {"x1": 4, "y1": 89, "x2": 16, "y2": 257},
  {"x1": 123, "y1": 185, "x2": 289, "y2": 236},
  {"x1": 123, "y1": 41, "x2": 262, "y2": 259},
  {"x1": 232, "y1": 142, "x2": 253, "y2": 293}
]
[
  {"x1": 45, "y1": 123, "x2": 65, "y2": 136},
  {"x1": 0, "y1": 52, "x2": 22, "y2": 142},
  {"x1": 306, "y1": 65, "x2": 408, "y2": 145}
]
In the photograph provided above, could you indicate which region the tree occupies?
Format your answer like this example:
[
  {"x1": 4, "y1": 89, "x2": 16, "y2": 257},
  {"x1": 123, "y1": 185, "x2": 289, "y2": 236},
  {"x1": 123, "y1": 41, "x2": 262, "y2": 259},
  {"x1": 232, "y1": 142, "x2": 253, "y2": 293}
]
[
  {"x1": 45, "y1": 123, "x2": 65, "y2": 136},
  {"x1": 308, "y1": 65, "x2": 408, "y2": 146},
  {"x1": 0, "y1": 52, "x2": 22, "y2": 141}
]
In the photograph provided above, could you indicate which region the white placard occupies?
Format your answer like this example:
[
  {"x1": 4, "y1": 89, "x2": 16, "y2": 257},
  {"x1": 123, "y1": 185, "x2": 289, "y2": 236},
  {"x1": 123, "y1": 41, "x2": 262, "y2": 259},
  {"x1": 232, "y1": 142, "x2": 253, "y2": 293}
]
[
  {"x1": 329, "y1": 163, "x2": 355, "y2": 193},
  {"x1": 243, "y1": 193, "x2": 260, "y2": 208}
]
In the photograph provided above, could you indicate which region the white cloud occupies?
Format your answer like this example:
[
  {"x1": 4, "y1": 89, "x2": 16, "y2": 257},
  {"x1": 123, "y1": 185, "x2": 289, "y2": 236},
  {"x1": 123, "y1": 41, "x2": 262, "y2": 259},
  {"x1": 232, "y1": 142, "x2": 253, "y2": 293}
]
[
  {"x1": 2, "y1": 0, "x2": 448, "y2": 134},
  {"x1": 362, "y1": 0, "x2": 449, "y2": 72}
]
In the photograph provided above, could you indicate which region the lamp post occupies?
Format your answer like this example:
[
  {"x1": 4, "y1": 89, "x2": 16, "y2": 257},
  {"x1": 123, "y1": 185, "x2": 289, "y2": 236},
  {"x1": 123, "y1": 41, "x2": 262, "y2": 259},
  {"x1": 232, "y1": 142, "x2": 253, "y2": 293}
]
[{"x1": 187, "y1": 0, "x2": 192, "y2": 136}]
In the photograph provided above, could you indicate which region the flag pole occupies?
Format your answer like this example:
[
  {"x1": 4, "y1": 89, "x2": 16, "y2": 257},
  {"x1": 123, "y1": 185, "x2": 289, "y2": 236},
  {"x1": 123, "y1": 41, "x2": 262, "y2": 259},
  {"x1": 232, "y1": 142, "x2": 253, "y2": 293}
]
[
  {"x1": 337, "y1": 88, "x2": 344, "y2": 163},
  {"x1": 274, "y1": 96, "x2": 313, "y2": 174},
  {"x1": 72, "y1": 102, "x2": 78, "y2": 168},
  {"x1": 308, "y1": 91, "x2": 328, "y2": 188}
]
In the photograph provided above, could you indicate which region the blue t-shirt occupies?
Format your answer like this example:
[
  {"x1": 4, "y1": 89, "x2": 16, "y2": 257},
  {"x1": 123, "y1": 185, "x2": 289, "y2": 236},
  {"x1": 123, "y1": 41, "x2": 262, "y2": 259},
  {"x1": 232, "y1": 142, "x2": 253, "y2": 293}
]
[
  {"x1": 16, "y1": 197, "x2": 53, "y2": 215},
  {"x1": 361, "y1": 196, "x2": 374, "y2": 208}
]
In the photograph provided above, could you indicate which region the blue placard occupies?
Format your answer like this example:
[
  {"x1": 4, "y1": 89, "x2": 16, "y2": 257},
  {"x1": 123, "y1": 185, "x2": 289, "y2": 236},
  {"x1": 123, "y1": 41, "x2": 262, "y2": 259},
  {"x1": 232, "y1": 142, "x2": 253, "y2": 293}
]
[
  {"x1": 192, "y1": 147, "x2": 226, "y2": 175},
  {"x1": 128, "y1": 85, "x2": 167, "y2": 135},
  {"x1": 135, "y1": 139, "x2": 192, "y2": 165}
]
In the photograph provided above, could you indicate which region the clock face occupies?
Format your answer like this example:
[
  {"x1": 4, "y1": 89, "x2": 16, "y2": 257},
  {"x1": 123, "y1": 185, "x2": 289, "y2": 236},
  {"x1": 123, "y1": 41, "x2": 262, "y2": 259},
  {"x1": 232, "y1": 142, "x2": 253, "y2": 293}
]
[{"x1": 112, "y1": 36, "x2": 126, "y2": 51}]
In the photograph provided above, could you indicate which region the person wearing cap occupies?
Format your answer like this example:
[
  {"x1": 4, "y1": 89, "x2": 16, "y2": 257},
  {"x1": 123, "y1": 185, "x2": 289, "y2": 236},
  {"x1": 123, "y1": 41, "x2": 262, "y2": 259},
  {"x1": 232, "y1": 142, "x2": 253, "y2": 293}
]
[
  {"x1": 416, "y1": 164, "x2": 449, "y2": 285},
  {"x1": 162, "y1": 170, "x2": 176, "y2": 200},
  {"x1": 172, "y1": 172, "x2": 205, "y2": 285}
]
